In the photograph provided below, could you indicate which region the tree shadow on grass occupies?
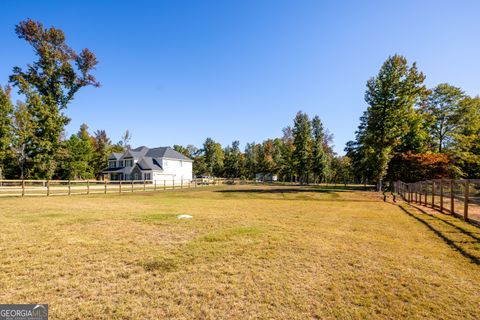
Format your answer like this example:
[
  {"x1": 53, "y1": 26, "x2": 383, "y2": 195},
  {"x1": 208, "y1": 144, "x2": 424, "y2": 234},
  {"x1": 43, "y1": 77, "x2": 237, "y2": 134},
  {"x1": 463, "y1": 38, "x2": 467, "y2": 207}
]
[
  {"x1": 409, "y1": 204, "x2": 480, "y2": 242},
  {"x1": 398, "y1": 205, "x2": 480, "y2": 265}
]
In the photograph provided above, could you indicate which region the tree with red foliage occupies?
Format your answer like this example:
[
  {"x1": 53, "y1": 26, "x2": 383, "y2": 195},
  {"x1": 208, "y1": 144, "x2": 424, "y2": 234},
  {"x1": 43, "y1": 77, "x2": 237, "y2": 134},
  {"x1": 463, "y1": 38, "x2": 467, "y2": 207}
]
[{"x1": 387, "y1": 152, "x2": 453, "y2": 182}]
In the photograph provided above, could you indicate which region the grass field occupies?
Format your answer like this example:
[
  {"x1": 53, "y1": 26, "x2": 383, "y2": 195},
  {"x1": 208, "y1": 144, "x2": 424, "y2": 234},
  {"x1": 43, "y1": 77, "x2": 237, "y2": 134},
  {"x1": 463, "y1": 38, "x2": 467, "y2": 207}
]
[{"x1": 0, "y1": 185, "x2": 479, "y2": 319}]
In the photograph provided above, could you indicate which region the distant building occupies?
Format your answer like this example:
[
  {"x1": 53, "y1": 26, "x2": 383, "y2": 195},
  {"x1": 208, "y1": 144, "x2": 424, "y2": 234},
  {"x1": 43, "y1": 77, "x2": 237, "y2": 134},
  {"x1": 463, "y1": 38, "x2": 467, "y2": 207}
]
[
  {"x1": 103, "y1": 146, "x2": 192, "y2": 183},
  {"x1": 255, "y1": 173, "x2": 278, "y2": 182}
]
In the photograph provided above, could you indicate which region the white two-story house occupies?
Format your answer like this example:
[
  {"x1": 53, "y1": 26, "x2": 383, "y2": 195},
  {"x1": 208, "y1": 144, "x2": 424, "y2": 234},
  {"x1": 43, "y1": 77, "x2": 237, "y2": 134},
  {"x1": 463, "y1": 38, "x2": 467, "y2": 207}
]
[{"x1": 103, "y1": 146, "x2": 193, "y2": 183}]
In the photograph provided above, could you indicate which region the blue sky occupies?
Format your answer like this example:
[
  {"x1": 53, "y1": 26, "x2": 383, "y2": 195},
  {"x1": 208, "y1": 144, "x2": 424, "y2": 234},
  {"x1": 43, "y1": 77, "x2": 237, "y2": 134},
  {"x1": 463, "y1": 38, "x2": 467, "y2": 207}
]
[{"x1": 1, "y1": 1, "x2": 479, "y2": 154}]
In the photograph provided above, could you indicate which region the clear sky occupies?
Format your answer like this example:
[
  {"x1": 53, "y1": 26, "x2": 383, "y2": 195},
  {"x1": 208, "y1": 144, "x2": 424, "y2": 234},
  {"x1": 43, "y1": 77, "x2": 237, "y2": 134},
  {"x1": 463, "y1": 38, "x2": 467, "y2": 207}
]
[{"x1": 1, "y1": 0, "x2": 479, "y2": 154}]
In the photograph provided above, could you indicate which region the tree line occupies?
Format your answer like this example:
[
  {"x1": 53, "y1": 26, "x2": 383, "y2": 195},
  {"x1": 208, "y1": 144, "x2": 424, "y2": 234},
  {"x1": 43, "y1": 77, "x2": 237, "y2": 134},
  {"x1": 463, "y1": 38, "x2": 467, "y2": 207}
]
[
  {"x1": 173, "y1": 111, "x2": 353, "y2": 184},
  {"x1": 346, "y1": 54, "x2": 480, "y2": 190}
]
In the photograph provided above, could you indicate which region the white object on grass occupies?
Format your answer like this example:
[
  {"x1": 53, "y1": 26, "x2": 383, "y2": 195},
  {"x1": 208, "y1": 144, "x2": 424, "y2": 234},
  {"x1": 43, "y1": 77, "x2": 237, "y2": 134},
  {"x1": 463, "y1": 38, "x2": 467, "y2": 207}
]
[{"x1": 177, "y1": 214, "x2": 193, "y2": 219}]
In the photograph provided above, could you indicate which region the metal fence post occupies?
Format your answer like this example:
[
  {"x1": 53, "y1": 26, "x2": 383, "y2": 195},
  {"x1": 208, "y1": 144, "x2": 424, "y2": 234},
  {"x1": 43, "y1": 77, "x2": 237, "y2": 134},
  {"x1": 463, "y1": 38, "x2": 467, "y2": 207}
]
[
  {"x1": 21, "y1": 180, "x2": 25, "y2": 197},
  {"x1": 47, "y1": 180, "x2": 50, "y2": 196},
  {"x1": 464, "y1": 180, "x2": 469, "y2": 221},
  {"x1": 68, "y1": 180, "x2": 71, "y2": 196},
  {"x1": 87, "y1": 180, "x2": 90, "y2": 195},
  {"x1": 104, "y1": 179, "x2": 107, "y2": 194},
  {"x1": 119, "y1": 181, "x2": 122, "y2": 193}
]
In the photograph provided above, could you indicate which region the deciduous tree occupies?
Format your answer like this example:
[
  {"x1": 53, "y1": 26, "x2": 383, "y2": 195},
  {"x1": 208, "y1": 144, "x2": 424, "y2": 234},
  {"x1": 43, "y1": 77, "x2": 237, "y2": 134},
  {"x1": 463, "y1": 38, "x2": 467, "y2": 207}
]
[{"x1": 9, "y1": 19, "x2": 99, "y2": 178}]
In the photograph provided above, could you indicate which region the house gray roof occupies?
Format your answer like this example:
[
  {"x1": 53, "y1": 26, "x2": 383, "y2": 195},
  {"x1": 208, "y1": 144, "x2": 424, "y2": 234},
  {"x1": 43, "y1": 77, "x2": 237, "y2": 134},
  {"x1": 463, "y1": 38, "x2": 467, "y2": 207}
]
[
  {"x1": 103, "y1": 167, "x2": 134, "y2": 174},
  {"x1": 104, "y1": 146, "x2": 192, "y2": 173},
  {"x1": 115, "y1": 146, "x2": 190, "y2": 161},
  {"x1": 144, "y1": 147, "x2": 192, "y2": 161},
  {"x1": 108, "y1": 152, "x2": 123, "y2": 160},
  {"x1": 136, "y1": 157, "x2": 163, "y2": 170}
]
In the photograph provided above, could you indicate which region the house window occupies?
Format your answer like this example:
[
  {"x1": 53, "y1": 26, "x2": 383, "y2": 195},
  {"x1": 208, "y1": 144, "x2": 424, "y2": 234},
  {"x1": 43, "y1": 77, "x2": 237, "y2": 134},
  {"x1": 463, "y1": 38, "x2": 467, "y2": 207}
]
[
  {"x1": 118, "y1": 161, "x2": 123, "y2": 167},
  {"x1": 108, "y1": 160, "x2": 116, "y2": 168},
  {"x1": 144, "y1": 173, "x2": 151, "y2": 180},
  {"x1": 125, "y1": 159, "x2": 133, "y2": 167}
]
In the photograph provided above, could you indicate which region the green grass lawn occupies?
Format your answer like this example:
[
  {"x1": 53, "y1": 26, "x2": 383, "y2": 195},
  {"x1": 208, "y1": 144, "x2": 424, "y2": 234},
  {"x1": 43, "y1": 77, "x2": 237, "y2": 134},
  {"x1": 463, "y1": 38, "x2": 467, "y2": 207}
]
[{"x1": 0, "y1": 185, "x2": 479, "y2": 319}]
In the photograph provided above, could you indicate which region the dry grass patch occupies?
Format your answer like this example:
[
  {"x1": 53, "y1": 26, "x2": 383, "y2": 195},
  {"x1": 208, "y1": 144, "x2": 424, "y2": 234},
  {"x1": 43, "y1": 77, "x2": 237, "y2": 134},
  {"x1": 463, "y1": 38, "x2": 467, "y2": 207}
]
[{"x1": 0, "y1": 185, "x2": 479, "y2": 319}]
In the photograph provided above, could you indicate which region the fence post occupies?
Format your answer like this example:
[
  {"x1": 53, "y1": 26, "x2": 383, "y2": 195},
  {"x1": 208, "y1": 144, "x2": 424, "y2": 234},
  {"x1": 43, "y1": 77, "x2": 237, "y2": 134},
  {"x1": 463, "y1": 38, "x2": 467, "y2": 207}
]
[
  {"x1": 419, "y1": 183, "x2": 422, "y2": 203},
  {"x1": 416, "y1": 183, "x2": 419, "y2": 203},
  {"x1": 164, "y1": 180, "x2": 166, "y2": 191},
  {"x1": 450, "y1": 180, "x2": 454, "y2": 214},
  {"x1": 464, "y1": 180, "x2": 469, "y2": 221},
  {"x1": 413, "y1": 183, "x2": 416, "y2": 203},
  {"x1": 143, "y1": 179, "x2": 146, "y2": 191},
  {"x1": 181, "y1": 178, "x2": 183, "y2": 189},
  {"x1": 68, "y1": 180, "x2": 71, "y2": 196},
  {"x1": 21, "y1": 180, "x2": 25, "y2": 197},
  {"x1": 104, "y1": 179, "x2": 107, "y2": 194},
  {"x1": 173, "y1": 178, "x2": 175, "y2": 190},
  {"x1": 440, "y1": 179, "x2": 444, "y2": 212},
  {"x1": 119, "y1": 181, "x2": 122, "y2": 193},
  {"x1": 154, "y1": 180, "x2": 157, "y2": 192},
  {"x1": 431, "y1": 181, "x2": 435, "y2": 208},
  {"x1": 47, "y1": 180, "x2": 50, "y2": 196},
  {"x1": 424, "y1": 182, "x2": 428, "y2": 206},
  {"x1": 131, "y1": 180, "x2": 134, "y2": 192},
  {"x1": 87, "y1": 180, "x2": 90, "y2": 195}
]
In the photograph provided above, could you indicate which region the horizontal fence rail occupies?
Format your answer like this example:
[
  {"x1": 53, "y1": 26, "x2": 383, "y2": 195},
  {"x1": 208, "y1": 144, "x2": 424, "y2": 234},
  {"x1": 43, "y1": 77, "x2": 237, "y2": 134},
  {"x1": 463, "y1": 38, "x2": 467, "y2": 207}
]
[
  {"x1": 394, "y1": 179, "x2": 480, "y2": 226},
  {"x1": 0, "y1": 178, "x2": 255, "y2": 198}
]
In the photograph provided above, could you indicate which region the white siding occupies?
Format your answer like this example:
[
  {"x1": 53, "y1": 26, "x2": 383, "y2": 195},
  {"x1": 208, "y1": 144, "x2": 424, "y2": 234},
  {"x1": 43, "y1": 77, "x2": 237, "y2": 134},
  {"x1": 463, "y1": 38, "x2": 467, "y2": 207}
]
[{"x1": 153, "y1": 158, "x2": 192, "y2": 184}]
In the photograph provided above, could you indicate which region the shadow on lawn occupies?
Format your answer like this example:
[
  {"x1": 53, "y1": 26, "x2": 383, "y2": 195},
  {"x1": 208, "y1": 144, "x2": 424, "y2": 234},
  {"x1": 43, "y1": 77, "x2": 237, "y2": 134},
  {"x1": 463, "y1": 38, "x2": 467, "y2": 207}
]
[
  {"x1": 410, "y1": 204, "x2": 480, "y2": 242},
  {"x1": 398, "y1": 205, "x2": 480, "y2": 265}
]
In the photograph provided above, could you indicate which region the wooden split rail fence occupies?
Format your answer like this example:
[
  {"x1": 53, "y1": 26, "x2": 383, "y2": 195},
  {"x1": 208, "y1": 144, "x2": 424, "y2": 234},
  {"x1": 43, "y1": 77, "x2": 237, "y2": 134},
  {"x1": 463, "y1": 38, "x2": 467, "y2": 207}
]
[
  {"x1": 0, "y1": 178, "x2": 253, "y2": 198},
  {"x1": 394, "y1": 179, "x2": 480, "y2": 225}
]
